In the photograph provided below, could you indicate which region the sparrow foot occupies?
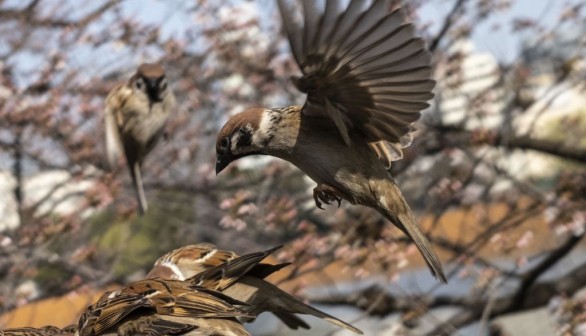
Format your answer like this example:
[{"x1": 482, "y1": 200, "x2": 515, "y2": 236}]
[{"x1": 313, "y1": 184, "x2": 344, "y2": 210}]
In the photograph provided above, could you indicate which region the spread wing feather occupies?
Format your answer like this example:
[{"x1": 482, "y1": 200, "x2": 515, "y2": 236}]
[{"x1": 277, "y1": 0, "x2": 435, "y2": 168}]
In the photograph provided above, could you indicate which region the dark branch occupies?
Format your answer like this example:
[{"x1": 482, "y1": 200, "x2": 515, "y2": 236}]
[
  {"x1": 503, "y1": 135, "x2": 586, "y2": 164},
  {"x1": 309, "y1": 235, "x2": 585, "y2": 335},
  {"x1": 511, "y1": 233, "x2": 584, "y2": 310},
  {"x1": 427, "y1": 233, "x2": 585, "y2": 335},
  {"x1": 429, "y1": 0, "x2": 468, "y2": 52},
  {"x1": 433, "y1": 125, "x2": 586, "y2": 165}
]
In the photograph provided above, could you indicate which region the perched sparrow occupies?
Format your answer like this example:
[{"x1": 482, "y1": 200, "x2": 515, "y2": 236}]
[
  {"x1": 0, "y1": 326, "x2": 74, "y2": 336},
  {"x1": 215, "y1": 0, "x2": 446, "y2": 282},
  {"x1": 77, "y1": 246, "x2": 282, "y2": 336},
  {"x1": 147, "y1": 243, "x2": 288, "y2": 282},
  {"x1": 77, "y1": 278, "x2": 251, "y2": 336},
  {"x1": 147, "y1": 243, "x2": 363, "y2": 334},
  {"x1": 104, "y1": 63, "x2": 175, "y2": 215}
]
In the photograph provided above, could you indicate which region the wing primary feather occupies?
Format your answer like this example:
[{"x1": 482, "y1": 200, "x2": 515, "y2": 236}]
[
  {"x1": 321, "y1": 0, "x2": 366, "y2": 60},
  {"x1": 278, "y1": 0, "x2": 303, "y2": 66},
  {"x1": 312, "y1": 0, "x2": 341, "y2": 53},
  {"x1": 301, "y1": 0, "x2": 320, "y2": 57},
  {"x1": 334, "y1": 1, "x2": 392, "y2": 62},
  {"x1": 351, "y1": 42, "x2": 430, "y2": 78}
]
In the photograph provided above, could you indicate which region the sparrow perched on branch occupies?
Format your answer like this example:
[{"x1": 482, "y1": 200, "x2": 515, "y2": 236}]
[
  {"x1": 147, "y1": 243, "x2": 363, "y2": 334},
  {"x1": 104, "y1": 63, "x2": 175, "y2": 215},
  {"x1": 216, "y1": 0, "x2": 446, "y2": 282},
  {"x1": 77, "y1": 246, "x2": 281, "y2": 336}
]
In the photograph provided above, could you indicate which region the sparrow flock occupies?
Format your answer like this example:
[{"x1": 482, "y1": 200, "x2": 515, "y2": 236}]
[
  {"x1": 3, "y1": 0, "x2": 446, "y2": 335},
  {"x1": 1, "y1": 245, "x2": 363, "y2": 336}
]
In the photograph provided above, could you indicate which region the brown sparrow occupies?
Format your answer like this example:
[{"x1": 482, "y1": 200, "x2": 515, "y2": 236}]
[
  {"x1": 104, "y1": 63, "x2": 175, "y2": 215},
  {"x1": 76, "y1": 278, "x2": 251, "y2": 336},
  {"x1": 147, "y1": 243, "x2": 363, "y2": 334},
  {"x1": 215, "y1": 1, "x2": 446, "y2": 282},
  {"x1": 0, "y1": 326, "x2": 74, "y2": 336},
  {"x1": 77, "y1": 246, "x2": 283, "y2": 336},
  {"x1": 147, "y1": 243, "x2": 288, "y2": 283}
]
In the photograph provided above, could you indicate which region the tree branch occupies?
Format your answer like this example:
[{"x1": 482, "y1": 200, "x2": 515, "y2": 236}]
[
  {"x1": 511, "y1": 233, "x2": 585, "y2": 310},
  {"x1": 504, "y1": 135, "x2": 586, "y2": 164},
  {"x1": 429, "y1": 0, "x2": 468, "y2": 52},
  {"x1": 309, "y1": 234, "x2": 585, "y2": 335},
  {"x1": 427, "y1": 233, "x2": 585, "y2": 335},
  {"x1": 433, "y1": 125, "x2": 586, "y2": 164}
]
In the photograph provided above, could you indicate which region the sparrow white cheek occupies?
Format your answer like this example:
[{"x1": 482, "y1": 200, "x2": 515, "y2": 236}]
[
  {"x1": 161, "y1": 261, "x2": 186, "y2": 281},
  {"x1": 252, "y1": 109, "x2": 279, "y2": 147}
]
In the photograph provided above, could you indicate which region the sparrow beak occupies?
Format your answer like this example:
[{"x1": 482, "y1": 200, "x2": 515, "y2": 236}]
[
  {"x1": 215, "y1": 152, "x2": 232, "y2": 175},
  {"x1": 145, "y1": 77, "x2": 163, "y2": 102},
  {"x1": 216, "y1": 148, "x2": 261, "y2": 175}
]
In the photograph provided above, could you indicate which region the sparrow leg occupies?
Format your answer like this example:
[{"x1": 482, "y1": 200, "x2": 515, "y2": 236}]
[{"x1": 313, "y1": 184, "x2": 345, "y2": 209}]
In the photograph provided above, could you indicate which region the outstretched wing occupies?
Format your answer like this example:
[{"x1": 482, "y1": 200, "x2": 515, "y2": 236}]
[{"x1": 278, "y1": 0, "x2": 435, "y2": 168}]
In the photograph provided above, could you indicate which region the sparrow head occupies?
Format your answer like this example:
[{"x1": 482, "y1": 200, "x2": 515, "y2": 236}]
[
  {"x1": 215, "y1": 108, "x2": 266, "y2": 175},
  {"x1": 147, "y1": 243, "x2": 237, "y2": 280},
  {"x1": 130, "y1": 63, "x2": 169, "y2": 102}
]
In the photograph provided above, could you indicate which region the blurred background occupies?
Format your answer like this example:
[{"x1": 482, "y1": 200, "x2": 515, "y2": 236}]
[{"x1": 0, "y1": 0, "x2": 585, "y2": 335}]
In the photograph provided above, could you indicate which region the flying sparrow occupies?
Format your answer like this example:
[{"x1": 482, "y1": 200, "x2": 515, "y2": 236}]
[
  {"x1": 215, "y1": 0, "x2": 446, "y2": 282},
  {"x1": 147, "y1": 243, "x2": 363, "y2": 334},
  {"x1": 77, "y1": 246, "x2": 282, "y2": 336},
  {"x1": 104, "y1": 63, "x2": 175, "y2": 215},
  {"x1": 0, "y1": 326, "x2": 74, "y2": 336}
]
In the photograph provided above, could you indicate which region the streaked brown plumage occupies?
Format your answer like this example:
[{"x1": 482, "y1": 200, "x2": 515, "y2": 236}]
[
  {"x1": 0, "y1": 326, "x2": 74, "y2": 336},
  {"x1": 109, "y1": 315, "x2": 250, "y2": 336},
  {"x1": 215, "y1": 0, "x2": 446, "y2": 282},
  {"x1": 104, "y1": 63, "x2": 175, "y2": 215},
  {"x1": 147, "y1": 243, "x2": 363, "y2": 334},
  {"x1": 76, "y1": 246, "x2": 285, "y2": 336},
  {"x1": 76, "y1": 277, "x2": 251, "y2": 336}
]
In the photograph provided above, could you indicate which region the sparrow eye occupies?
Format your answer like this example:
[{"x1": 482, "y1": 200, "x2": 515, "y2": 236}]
[
  {"x1": 135, "y1": 78, "x2": 143, "y2": 90},
  {"x1": 219, "y1": 137, "x2": 229, "y2": 149}
]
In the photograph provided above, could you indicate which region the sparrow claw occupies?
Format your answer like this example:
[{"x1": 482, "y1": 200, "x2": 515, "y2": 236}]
[
  {"x1": 313, "y1": 189, "x2": 325, "y2": 210},
  {"x1": 313, "y1": 184, "x2": 344, "y2": 210},
  {"x1": 321, "y1": 192, "x2": 332, "y2": 205}
]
